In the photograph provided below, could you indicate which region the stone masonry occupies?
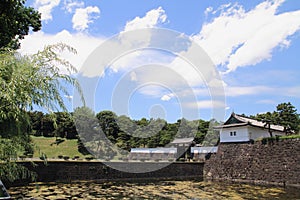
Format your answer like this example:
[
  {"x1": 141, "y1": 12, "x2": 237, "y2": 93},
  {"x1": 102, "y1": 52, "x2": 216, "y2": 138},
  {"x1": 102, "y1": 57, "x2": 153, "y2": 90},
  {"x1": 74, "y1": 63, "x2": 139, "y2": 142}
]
[{"x1": 204, "y1": 139, "x2": 300, "y2": 187}]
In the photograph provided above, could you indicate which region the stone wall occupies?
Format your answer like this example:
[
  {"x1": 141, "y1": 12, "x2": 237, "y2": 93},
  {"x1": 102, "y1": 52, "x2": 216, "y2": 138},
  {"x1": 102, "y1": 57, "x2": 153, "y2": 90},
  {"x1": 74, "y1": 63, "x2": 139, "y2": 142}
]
[
  {"x1": 204, "y1": 139, "x2": 300, "y2": 187},
  {"x1": 18, "y1": 161, "x2": 203, "y2": 183}
]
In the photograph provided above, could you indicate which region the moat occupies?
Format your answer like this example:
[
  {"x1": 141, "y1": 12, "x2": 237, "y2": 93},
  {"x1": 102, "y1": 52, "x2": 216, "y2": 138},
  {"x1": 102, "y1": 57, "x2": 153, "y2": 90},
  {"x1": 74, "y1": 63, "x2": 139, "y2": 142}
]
[{"x1": 8, "y1": 180, "x2": 300, "y2": 199}]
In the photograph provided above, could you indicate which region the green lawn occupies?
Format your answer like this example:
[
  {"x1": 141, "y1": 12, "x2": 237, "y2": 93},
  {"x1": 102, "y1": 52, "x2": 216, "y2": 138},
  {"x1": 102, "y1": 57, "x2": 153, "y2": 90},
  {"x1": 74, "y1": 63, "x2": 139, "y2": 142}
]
[{"x1": 31, "y1": 136, "x2": 88, "y2": 159}]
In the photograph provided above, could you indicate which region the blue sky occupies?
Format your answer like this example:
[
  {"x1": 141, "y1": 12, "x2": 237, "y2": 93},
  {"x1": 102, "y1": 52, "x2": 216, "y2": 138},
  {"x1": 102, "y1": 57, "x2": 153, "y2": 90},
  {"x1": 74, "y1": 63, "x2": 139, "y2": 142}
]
[{"x1": 20, "y1": 0, "x2": 300, "y2": 122}]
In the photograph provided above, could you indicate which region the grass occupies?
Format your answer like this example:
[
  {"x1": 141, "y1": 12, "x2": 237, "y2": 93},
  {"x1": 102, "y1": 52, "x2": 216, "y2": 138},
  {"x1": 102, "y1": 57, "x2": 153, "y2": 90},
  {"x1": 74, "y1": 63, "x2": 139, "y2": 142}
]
[
  {"x1": 279, "y1": 134, "x2": 300, "y2": 139},
  {"x1": 31, "y1": 136, "x2": 88, "y2": 159},
  {"x1": 257, "y1": 134, "x2": 300, "y2": 144}
]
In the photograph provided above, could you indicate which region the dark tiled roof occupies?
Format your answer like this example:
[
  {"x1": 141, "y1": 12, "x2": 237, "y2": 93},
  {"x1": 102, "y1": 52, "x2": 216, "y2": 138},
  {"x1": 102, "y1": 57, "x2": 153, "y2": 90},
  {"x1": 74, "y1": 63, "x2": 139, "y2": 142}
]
[{"x1": 214, "y1": 113, "x2": 285, "y2": 132}]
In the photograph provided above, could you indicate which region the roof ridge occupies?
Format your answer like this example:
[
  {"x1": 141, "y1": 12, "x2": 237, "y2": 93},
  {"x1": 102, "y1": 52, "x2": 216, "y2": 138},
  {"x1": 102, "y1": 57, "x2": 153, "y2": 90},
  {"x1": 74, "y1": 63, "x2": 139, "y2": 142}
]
[{"x1": 234, "y1": 113, "x2": 256, "y2": 120}]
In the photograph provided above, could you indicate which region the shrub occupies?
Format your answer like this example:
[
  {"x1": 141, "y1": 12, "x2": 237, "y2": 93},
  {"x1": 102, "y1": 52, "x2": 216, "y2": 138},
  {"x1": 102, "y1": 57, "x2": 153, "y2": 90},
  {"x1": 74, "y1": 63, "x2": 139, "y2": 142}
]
[
  {"x1": 73, "y1": 156, "x2": 80, "y2": 160},
  {"x1": 26, "y1": 153, "x2": 33, "y2": 158},
  {"x1": 85, "y1": 156, "x2": 94, "y2": 161},
  {"x1": 280, "y1": 134, "x2": 300, "y2": 140},
  {"x1": 63, "y1": 156, "x2": 70, "y2": 160}
]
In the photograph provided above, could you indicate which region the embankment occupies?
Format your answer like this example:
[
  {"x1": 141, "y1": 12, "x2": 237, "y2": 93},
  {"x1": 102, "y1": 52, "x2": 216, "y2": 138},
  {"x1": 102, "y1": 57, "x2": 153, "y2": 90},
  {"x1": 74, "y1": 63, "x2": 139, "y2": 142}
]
[
  {"x1": 17, "y1": 161, "x2": 203, "y2": 183},
  {"x1": 204, "y1": 139, "x2": 300, "y2": 187}
]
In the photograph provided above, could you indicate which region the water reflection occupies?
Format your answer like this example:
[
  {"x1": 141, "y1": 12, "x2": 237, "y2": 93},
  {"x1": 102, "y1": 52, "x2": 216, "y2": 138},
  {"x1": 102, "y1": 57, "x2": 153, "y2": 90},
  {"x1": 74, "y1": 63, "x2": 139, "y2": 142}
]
[{"x1": 9, "y1": 180, "x2": 300, "y2": 199}]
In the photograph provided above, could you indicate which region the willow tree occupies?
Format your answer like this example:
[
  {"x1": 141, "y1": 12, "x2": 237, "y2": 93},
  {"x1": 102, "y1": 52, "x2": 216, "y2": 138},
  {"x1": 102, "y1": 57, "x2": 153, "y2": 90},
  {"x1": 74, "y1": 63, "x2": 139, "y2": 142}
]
[{"x1": 0, "y1": 43, "x2": 83, "y2": 183}]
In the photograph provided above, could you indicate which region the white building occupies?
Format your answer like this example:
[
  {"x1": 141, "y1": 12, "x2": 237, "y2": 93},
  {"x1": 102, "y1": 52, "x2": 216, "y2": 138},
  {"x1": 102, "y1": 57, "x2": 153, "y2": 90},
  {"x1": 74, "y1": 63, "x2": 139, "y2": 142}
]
[
  {"x1": 214, "y1": 113, "x2": 286, "y2": 143},
  {"x1": 129, "y1": 148, "x2": 177, "y2": 160}
]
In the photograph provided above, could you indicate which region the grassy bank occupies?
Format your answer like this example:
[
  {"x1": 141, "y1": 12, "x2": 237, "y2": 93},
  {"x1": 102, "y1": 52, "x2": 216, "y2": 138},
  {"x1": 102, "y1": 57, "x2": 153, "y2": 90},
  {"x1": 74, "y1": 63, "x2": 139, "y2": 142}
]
[{"x1": 31, "y1": 136, "x2": 87, "y2": 159}]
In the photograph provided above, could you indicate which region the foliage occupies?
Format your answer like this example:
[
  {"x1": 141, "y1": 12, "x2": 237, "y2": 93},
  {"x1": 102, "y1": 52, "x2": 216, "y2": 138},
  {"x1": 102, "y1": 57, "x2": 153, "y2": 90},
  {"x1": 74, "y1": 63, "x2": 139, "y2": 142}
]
[
  {"x1": 30, "y1": 108, "x2": 214, "y2": 158},
  {"x1": 253, "y1": 102, "x2": 300, "y2": 134},
  {"x1": 259, "y1": 134, "x2": 300, "y2": 145},
  {"x1": 276, "y1": 102, "x2": 299, "y2": 134},
  {"x1": 278, "y1": 134, "x2": 300, "y2": 140},
  {"x1": 0, "y1": 44, "x2": 83, "y2": 182},
  {"x1": 0, "y1": 44, "x2": 82, "y2": 119},
  {"x1": 0, "y1": 0, "x2": 41, "y2": 49},
  {"x1": 0, "y1": 138, "x2": 37, "y2": 183}
]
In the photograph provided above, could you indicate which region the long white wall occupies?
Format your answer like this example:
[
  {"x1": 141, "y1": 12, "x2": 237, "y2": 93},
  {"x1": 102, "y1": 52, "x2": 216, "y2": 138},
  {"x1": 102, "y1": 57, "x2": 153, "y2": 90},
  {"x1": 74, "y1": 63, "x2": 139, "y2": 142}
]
[{"x1": 220, "y1": 126, "x2": 285, "y2": 143}]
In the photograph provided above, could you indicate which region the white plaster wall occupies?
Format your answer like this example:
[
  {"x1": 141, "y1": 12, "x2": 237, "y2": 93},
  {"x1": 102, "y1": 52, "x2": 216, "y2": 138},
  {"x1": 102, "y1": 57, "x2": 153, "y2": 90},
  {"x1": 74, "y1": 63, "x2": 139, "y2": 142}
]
[
  {"x1": 248, "y1": 127, "x2": 284, "y2": 140},
  {"x1": 220, "y1": 126, "x2": 249, "y2": 142}
]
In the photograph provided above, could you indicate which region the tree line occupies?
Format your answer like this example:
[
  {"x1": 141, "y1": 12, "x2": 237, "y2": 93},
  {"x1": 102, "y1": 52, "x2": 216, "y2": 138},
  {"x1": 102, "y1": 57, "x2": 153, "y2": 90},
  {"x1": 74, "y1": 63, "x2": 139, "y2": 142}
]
[
  {"x1": 27, "y1": 108, "x2": 220, "y2": 150},
  {"x1": 27, "y1": 101, "x2": 300, "y2": 152}
]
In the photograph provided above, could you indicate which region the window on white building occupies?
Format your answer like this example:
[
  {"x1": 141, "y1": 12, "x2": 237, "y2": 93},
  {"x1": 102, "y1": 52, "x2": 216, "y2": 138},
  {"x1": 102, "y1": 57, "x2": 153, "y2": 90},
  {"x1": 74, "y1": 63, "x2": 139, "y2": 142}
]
[{"x1": 230, "y1": 131, "x2": 237, "y2": 136}]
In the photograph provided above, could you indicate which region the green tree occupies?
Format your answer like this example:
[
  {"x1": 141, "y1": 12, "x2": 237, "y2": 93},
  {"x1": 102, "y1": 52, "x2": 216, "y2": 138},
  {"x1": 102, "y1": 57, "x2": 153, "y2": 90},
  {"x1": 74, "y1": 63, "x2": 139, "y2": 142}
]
[
  {"x1": 0, "y1": 44, "x2": 83, "y2": 183},
  {"x1": 275, "y1": 102, "x2": 299, "y2": 134},
  {"x1": 194, "y1": 119, "x2": 209, "y2": 144},
  {"x1": 253, "y1": 102, "x2": 300, "y2": 134},
  {"x1": 96, "y1": 111, "x2": 119, "y2": 142},
  {"x1": 0, "y1": 0, "x2": 41, "y2": 49},
  {"x1": 54, "y1": 112, "x2": 77, "y2": 139},
  {"x1": 28, "y1": 111, "x2": 44, "y2": 136},
  {"x1": 73, "y1": 107, "x2": 98, "y2": 155},
  {"x1": 202, "y1": 119, "x2": 221, "y2": 146},
  {"x1": 40, "y1": 114, "x2": 56, "y2": 137}
]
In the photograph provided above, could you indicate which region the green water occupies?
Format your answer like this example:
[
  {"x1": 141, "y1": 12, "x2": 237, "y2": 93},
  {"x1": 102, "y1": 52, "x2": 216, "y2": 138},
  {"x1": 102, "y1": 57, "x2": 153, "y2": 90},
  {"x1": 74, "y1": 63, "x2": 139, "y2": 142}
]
[{"x1": 8, "y1": 180, "x2": 300, "y2": 199}]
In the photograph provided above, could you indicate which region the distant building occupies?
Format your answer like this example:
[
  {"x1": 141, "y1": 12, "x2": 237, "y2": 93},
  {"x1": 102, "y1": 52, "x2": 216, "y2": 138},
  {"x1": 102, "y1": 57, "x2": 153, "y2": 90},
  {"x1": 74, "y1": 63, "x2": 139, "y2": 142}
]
[
  {"x1": 129, "y1": 148, "x2": 177, "y2": 161},
  {"x1": 214, "y1": 113, "x2": 285, "y2": 143},
  {"x1": 169, "y1": 137, "x2": 195, "y2": 159},
  {"x1": 129, "y1": 138, "x2": 195, "y2": 161}
]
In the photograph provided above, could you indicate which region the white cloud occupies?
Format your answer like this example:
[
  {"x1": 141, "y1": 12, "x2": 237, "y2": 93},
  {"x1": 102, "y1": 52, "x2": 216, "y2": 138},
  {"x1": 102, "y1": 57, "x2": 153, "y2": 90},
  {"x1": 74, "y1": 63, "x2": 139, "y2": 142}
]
[
  {"x1": 194, "y1": 0, "x2": 300, "y2": 73},
  {"x1": 204, "y1": 7, "x2": 213, "y2": 16},
  {"x1": 123, "y1": 7, "x2": 167, "y2": 32},
  {"x1": 130, "y1": 71, "x2": 137, "y2": 81},
  {"x1": 161, "y1": 93, "x2": 175, "y2": 101},
  {"x1": 105, "y1": 7, "x2": 169, "y2": 78},
  {"x1": 72, "y1": 6, "x2": 100, "y2": 31},
  {"x1": 185, "y1": 100, "x2": 226, "y2": 109},
  {"x1": 64, "y1": 95, "x2": 73, "y2": 99},
  {"x1": 223, "y1": 85, "x2": 300, "y2": 98},
  {"x1": 192, "y1": 84, "x2": 299, "y2": 98},
  {"x1": 225, "y1": 86, "x2": 273, "y2": 97},
  {"x1": 138, "y1": 85, "x2": 166, "y2": 98},
  {"x1": 19, "y1": 30, "x2": 105, "y2": 72},
  {"x1": 256, "y1": 99, "x2": 277, "y2": 105},
  {"x1": 63, "y1": 0, "x2": 84, "y2": 13},
  {"x1": 286, "y1": 86, "x2": 300, "y2": 97},
  {"x1": 117, "y1": 7, "x2": 168, "y2": 60},
  {"x1": 34, "y1": 0, "x2": 61, "y2": 21}
]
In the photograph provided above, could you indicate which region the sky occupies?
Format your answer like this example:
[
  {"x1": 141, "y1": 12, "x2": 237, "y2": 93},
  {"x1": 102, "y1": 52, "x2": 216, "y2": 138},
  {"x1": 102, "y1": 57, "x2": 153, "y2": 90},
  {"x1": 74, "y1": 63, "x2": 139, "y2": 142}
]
[{"x1": 20, "y1": 0, "x2": 300, "y2": 122}]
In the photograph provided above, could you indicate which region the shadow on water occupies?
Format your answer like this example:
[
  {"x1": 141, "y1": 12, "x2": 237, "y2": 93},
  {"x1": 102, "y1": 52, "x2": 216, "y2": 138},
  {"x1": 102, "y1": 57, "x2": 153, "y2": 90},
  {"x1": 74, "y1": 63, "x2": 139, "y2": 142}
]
[{"x1": 8, "y1": 180, "x2": 300, "y2": 200}]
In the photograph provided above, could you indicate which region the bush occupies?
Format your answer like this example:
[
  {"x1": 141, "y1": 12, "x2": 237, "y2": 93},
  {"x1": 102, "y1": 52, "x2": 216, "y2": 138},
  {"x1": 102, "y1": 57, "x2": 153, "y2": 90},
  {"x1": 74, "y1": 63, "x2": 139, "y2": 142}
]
[
  {"x1": 63, "y1": 156, "x2": 70, "y2": 160},
  {"x1": 73, "y1": 156, "x2": 80, "y2": 160},
  {"x1": 85, "y1": 156, "x2": 94, "y2": 161},
  {"x1": 260, "y1": 134, "x2": 300, "y2": 144}
]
